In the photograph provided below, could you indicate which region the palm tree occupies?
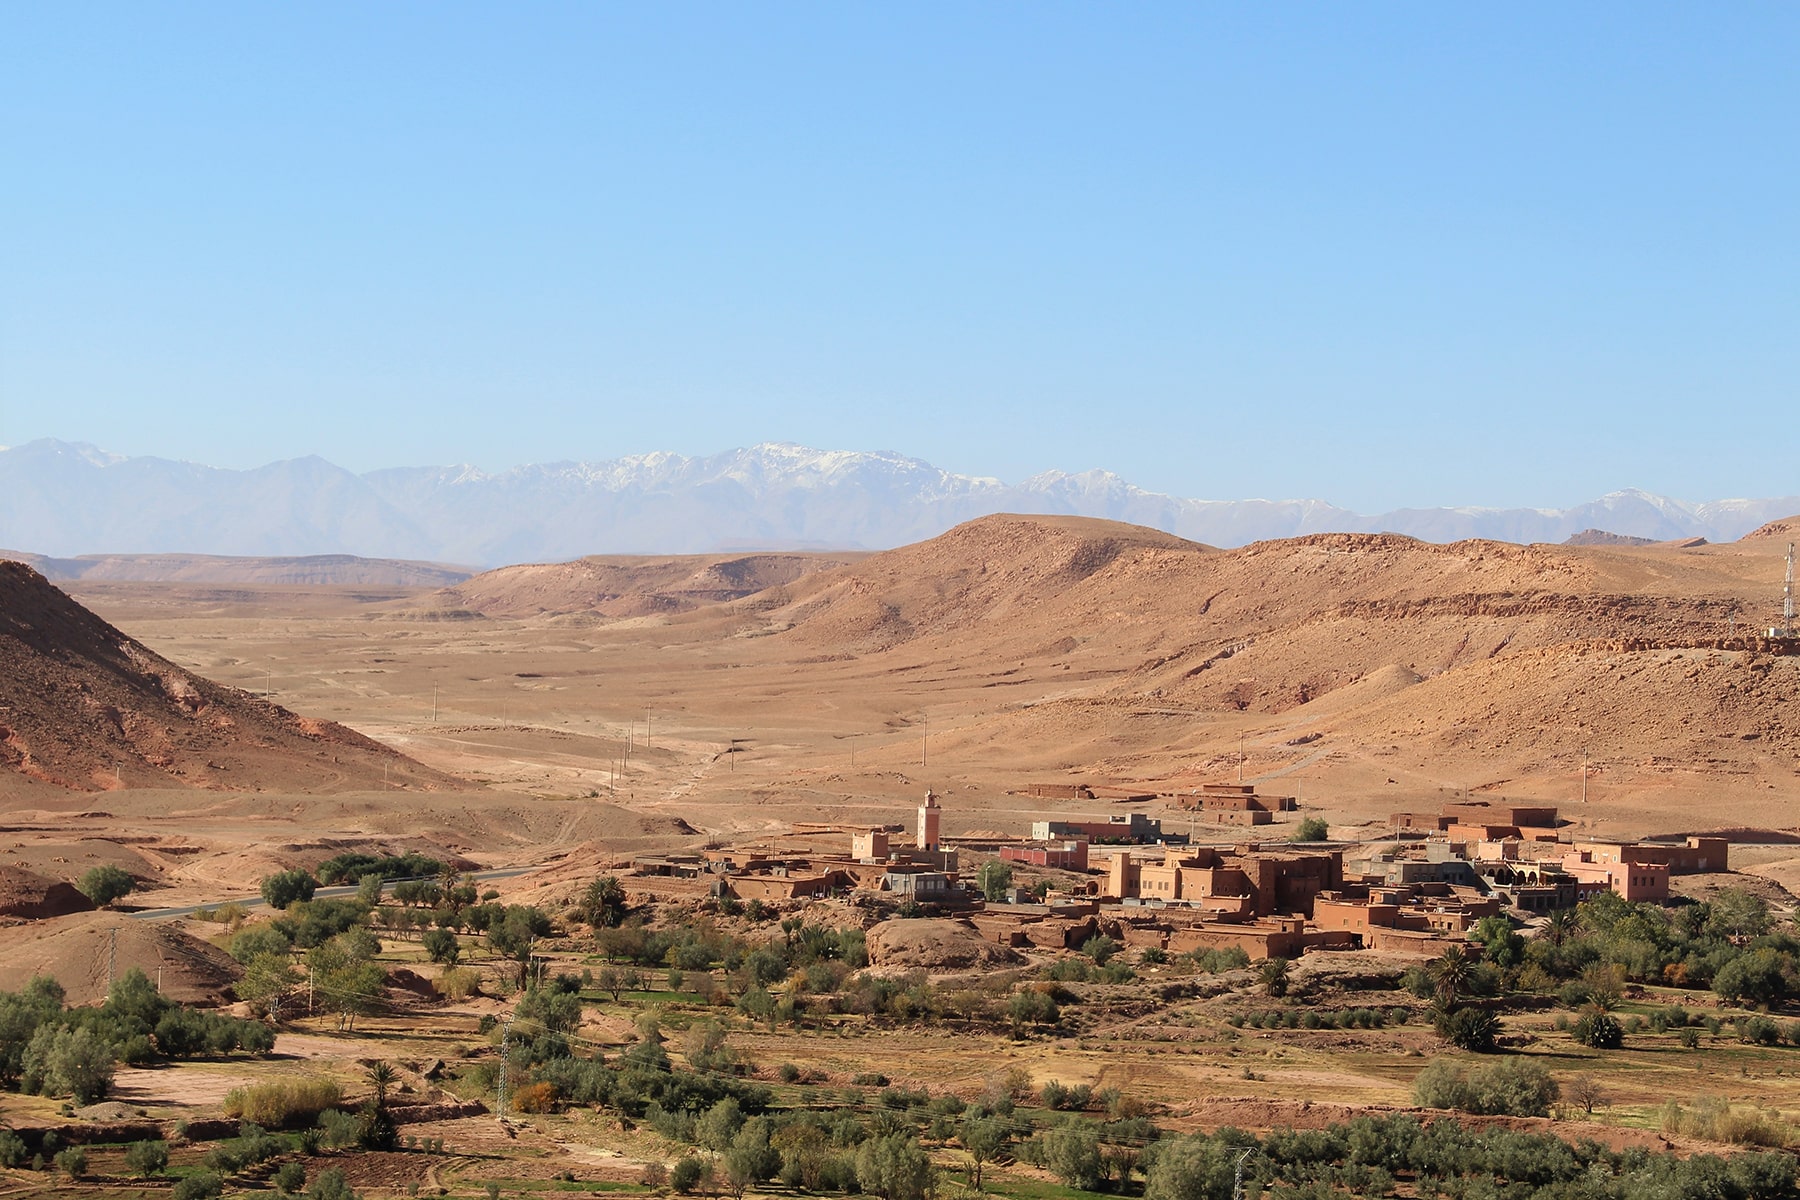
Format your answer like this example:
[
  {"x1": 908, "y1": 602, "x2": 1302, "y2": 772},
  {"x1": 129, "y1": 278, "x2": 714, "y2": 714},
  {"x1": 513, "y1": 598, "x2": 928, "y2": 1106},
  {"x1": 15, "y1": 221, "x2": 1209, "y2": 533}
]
[
  {"x1": 366, "y1": 1061, "x2": 398, "y2": 1108},
  {"x1": 1429, "y1": 944, "x2": 1475, "y2": 1007},
  {"x1": 1545, "y1": 910, "x2": 1574, "y2": 948},
  {"x1": 1258, "y1": 957, "x2": 1291, "y2": 998}
]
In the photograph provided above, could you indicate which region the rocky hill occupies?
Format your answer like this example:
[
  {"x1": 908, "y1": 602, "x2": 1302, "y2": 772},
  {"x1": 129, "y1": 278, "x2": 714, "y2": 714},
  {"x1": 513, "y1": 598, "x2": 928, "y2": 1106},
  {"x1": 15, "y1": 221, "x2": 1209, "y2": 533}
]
[
  {"x1": 411, "y1": 551, "x2": 861, "y2": 619},
  {"x1": 696, "y1": 513, "x2": 1800, "y2": 797},
  {"x1": 0, "y1": 561, "x2": 458, "y2": 792}
]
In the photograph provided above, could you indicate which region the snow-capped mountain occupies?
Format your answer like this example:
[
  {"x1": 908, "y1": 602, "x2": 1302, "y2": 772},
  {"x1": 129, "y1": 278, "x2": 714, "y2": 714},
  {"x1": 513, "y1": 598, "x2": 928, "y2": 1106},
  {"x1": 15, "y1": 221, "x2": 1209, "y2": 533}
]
[{"x1": 2, "y1": 439, "x2": 1794, "y2": 565}]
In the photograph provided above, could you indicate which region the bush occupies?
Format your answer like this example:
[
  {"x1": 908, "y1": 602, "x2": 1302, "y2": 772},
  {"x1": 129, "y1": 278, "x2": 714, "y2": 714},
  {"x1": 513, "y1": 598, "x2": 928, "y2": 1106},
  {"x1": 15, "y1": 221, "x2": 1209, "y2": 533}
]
[
  {"x1": 1291, "y1": 817, "x2": 1328, "y2": 842},
  {"x1": 206, "y1": 1123, "x2": 284, "y2": 1172},
  {"x1": 671, "y1": 1155, "x2": 705, "y2": 1194},
  {"x1": 308, "y1": 1167, "x2": 359, "y2": 1200},
  {"x1": 436, "y1": 967, "x2": 481, "y2": 1001},
  {"x1": 0, "y1": 1130, "x2": 25, "y2": 1169},
  {"x1": 125, "y1": 1139, "x2": 170, "y2": 1176},
  {"x1": 1573, "y1": 1010, "x2": 1624, "y2": 1049},
  {"x1": 21, "y1": 1024, "x2": 115, "y2": 1104},
  {"x1": 1413, "y1": 1058, "x2": 1558, "y2": 1117},
  {"x1": 1663, "y1": 1096, "x2": 1796, "y2": 1148},
  {"x1": 174, "y1": 1172, "x2": 224, "y2": 1200},
  {"x1": 76, "y1": 865, "x2": 135, "y2": 907},
  {"x1": 422, "y1": 929, "x2": 460, "y2": 965},
  {"x1": 275, "y1": 1162, "x2": 307, "y2": 1193},
  {"x1": 1437, "y1": 1007, "x2": 1500, "y2": 1052},
  {"x1": 512, "y1": 1082, "x2": 558, "y2": 1113},
  {"x1": 855, "y1": 1132, "x2": 934, "y2": 1200},
  {"x1": 1714, "y1": 948, "x2": 1793, "y2": 1009},
  {"x1": 1036, "y1": 1123, "x2": 1103, "y2": 1191},
  {"x1": 54, "y1": 1146, "x2": 87, "y2": 1178},
  {"x1": 260, "y1": 870, "x2": 319, "y2": 911},
  {"x1": 1191, "y1": 946, "x2": 1250, "y2": 973},
  {"x1": 223, "y1": 1078, "x2": 345, "y2": 1127},
  {"x1": 1144, "y1": 1134, "x2": 1241, "y2": 1200}
]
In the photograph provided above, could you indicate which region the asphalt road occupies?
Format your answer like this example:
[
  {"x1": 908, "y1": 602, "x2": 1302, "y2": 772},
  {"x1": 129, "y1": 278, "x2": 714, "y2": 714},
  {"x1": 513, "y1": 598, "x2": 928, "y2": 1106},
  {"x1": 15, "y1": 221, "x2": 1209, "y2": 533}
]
[{"x1": 127, "y1": 866, "x2": 538, "y2": 920}]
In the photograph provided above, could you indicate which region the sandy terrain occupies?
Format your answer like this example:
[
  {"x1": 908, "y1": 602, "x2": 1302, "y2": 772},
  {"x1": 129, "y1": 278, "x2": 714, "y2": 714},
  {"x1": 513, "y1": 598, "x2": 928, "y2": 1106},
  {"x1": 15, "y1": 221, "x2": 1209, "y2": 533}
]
[{"x1": 5, "y1": 512, "x2": 1800, "y2": 916}]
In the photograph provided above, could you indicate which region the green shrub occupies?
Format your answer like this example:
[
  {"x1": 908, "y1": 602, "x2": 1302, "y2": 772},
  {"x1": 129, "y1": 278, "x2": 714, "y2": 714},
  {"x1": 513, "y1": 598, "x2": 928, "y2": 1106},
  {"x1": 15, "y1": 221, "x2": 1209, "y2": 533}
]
[
  {"x1": 76, "y1": 865, "x2": 135, "y2": 907},
  {"x1": 125, "y1": 1139, "x2": 170, "y2": 1176},
  {"x1": 671, "y1": 1155, "x2": 705, "y2": 1194},
  {"x1": 1413, "y1": 1058, "x2": 1558, "y2": 1117},
  {"x1": 1573, "y1": 1010, "x2": 1624, "y2": 1049},
  {"x1": 307, "y1": 1167, "x2": 359, "y2": 1200},
  {"x1": 1292, "y1": 817, "x2": 1328, "y2": 842},
  {"x1": 1438, "y1": 1006, "x2": 1500, "y2": 1052},
  {"x1": 54, "y1": 1146, "x2": 87, "y2": 1178},
  {"x1": 173, "y1": 1171, "x2": 224, "y2": 1200},
  {"x1": 260, "y1": 870, "x2": 319, "y2": 911}
]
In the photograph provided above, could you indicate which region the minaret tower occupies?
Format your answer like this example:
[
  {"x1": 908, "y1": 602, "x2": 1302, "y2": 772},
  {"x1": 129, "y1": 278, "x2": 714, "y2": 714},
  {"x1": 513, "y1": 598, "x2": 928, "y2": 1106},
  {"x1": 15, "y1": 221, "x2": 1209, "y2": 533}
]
[{"x1": 917, "y1": 790, "x2": 942, "y2": 852}]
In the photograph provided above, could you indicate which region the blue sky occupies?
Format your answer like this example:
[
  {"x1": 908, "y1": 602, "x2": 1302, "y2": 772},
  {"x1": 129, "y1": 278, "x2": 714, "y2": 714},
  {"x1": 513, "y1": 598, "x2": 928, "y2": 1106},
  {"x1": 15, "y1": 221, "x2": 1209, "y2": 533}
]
[{"x1": 3, "y1": 4, "x2": 1796, "y2": 511}]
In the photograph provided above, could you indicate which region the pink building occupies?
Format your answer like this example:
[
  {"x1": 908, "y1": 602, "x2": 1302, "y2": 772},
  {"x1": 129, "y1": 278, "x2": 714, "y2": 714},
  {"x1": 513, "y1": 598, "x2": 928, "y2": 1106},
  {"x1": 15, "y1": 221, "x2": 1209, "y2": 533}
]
[
  {"x1": 1561, "y1": 851, "x2": 1669, "y2": 901},
  {"x1": 1001, "y1": 840, "x2": 1090, "y2": 870}
]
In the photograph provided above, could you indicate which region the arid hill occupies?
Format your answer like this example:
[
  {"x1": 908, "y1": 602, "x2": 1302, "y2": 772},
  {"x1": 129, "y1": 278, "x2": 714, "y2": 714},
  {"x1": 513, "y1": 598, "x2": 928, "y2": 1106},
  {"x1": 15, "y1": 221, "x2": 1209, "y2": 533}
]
[
  {"x1": 755, "y1": 514, "x2": 1207, "y2": 653},
  {"x1": 1565, "y1": 529, "x2": 1656, "y2": 547},
  {"x1": 1, "y1": 551, "x2": 473, "y2": 587},
  {"x1": 0, "y1": 561, "x2": 459, "y2": 792},
  {"x1": 665, "y1": 513, "x2": 1800, "y2": 802},
  {"x1": 1739, "y1": 515, "x2": 1800, "y2": 542},
  {"x1": 409, "y1": 551, "x2": 862, "y2": 619}
]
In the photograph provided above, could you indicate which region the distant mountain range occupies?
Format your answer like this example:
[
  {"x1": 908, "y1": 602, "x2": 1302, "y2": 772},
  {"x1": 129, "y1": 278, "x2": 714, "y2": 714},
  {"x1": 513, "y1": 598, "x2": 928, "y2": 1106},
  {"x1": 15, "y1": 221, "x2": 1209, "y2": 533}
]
[{"x1": 2, "y1": 438, "x2": 1795, "y2": 566}]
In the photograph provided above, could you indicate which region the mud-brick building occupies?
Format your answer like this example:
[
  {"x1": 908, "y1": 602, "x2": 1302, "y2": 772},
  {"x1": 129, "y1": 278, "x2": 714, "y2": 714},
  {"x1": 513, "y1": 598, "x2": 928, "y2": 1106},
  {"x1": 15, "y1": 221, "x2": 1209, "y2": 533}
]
[
  {"x1": 1312, "y1": 883, "x2": 1502, "y2": 954},
  {"x1": 1175, "y1": 783, "x2": 1299, "y2": 826},
  {"x1": 1000, "y1": 840, "x2": 1090, "y2": 870},
  {"x1": 1103, "y1": 845, "x2": 1342, "y2": 917}
]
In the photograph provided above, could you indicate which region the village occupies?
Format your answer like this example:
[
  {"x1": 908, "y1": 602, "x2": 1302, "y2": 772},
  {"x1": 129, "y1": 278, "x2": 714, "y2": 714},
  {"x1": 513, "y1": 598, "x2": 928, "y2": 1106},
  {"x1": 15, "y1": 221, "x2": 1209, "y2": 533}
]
[{"x1": 627, "y1": 783, "x2": 1733, "y2": 962}]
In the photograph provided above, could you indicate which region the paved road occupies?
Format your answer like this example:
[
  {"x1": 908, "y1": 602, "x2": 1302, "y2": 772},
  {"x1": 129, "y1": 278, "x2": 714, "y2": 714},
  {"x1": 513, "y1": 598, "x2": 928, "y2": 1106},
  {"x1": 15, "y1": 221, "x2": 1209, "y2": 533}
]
[{"x1": 127, "y1": 866, "x2": 538, "y2": 920}]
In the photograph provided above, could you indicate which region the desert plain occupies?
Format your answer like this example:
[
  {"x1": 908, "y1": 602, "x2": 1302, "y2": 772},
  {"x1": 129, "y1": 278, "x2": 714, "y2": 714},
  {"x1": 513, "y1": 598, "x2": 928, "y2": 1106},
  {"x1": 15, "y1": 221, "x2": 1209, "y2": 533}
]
[{"x1": 7, "y1": 513, "x2": 1800, "y2": 1199}]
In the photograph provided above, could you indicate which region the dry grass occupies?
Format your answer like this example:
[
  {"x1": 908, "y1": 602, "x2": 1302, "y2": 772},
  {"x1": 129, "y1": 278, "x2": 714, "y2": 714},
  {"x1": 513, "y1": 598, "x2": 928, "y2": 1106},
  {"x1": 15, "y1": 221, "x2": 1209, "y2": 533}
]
[
  {"x1": 1661, "y1": 1096, "x2": 1796, "y2": 1148},
  {"x1": 221, "y1": 1077, "x2": 344, "y2": 1127}
]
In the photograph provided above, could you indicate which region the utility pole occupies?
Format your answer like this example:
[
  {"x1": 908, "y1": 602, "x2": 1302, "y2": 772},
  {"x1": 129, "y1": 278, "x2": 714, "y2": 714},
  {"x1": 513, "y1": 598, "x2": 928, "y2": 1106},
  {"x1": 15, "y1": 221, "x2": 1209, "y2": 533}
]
[
  {"x1": 645, "y1": 709, "x2": 651, "y2": 751},
  {"x1": 1238, "y1": 732, "x2": 1245, "y2": 782},
  {"x1": 433, "y1": 686, "x2": 439, "y2": 723},
  {"x1": 1582, "y1": 751, "x2": 1589, "y2": 804},
  {"x1": 922, "y1": 713, "x2": 929, "y2": 768},
  {"x1": 308, "y1": 966, "x2": 316, "y2": 1017},
  {"x1": 107, "y1": 928, "x2": 116, "y2": 987}
]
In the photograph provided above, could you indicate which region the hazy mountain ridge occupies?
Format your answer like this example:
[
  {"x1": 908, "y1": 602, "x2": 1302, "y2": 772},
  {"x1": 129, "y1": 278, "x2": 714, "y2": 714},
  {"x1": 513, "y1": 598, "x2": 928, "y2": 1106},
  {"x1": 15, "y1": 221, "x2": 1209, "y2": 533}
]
[{"x1": 4, "y1": 438, "x2": 1795, "y2": 565}]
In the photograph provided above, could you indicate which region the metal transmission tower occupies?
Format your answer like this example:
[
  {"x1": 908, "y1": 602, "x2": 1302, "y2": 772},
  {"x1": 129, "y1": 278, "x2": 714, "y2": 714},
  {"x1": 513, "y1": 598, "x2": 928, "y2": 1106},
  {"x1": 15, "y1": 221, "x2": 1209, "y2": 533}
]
[
  {"x1": 1231, "y1": 1147, "x2": 1257, "y2": 1200},
  {"x1": 1784, "y1": 544, "x2": 1796, "y2": 637},
  {"x1": 496, "y1": 1012, "x2": 516, "y2": 1119}
]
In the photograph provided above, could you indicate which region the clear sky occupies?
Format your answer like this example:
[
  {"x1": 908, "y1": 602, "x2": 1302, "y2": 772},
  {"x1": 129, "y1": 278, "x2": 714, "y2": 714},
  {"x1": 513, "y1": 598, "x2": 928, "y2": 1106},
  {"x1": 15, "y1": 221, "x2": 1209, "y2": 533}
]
[{"x1": 3, "y1": 4, "x2": 1796, "y2": 511}]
